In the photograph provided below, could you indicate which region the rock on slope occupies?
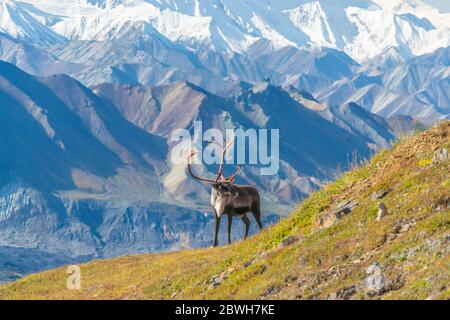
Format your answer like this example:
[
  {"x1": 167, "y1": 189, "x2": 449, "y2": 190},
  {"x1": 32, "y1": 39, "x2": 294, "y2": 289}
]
[{"x1": 1, "y1": 121, "x2": 448, "y2": 299}]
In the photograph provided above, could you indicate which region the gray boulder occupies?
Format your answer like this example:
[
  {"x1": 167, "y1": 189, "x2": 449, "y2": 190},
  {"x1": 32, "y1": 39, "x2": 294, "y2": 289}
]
[
  {"x1": 376, "y1": 203, "x2": 388, "y2": 221},
  {"x1": 432, "y1": 148, "x2": 448, "y2": 164}
]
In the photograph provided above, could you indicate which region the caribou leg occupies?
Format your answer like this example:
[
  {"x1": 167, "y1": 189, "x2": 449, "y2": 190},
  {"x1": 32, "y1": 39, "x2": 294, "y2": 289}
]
[
  {"x1": 213, "y1": 214, "x2": 221, "y2": 247},
  {"x1": 227, "y1": 213, "x2": 233, "y2": 244},
  {"x1": 241, "y1": 215, "x2": 251, "y2": 240},
  {"x1": 252, "y1": 206, "x2": 263, "y2": 230}
]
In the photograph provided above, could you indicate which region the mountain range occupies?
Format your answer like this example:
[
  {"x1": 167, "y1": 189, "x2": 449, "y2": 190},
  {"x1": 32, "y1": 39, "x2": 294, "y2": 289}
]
[{"x1": 0, "y1": 0, "x2": 448, "y2": 122}]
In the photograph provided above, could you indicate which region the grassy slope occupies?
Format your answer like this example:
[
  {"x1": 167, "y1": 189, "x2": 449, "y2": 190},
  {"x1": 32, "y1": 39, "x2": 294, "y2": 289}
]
[{"x1": 1, "y1": 122, "x2": 449, "y2": 300}]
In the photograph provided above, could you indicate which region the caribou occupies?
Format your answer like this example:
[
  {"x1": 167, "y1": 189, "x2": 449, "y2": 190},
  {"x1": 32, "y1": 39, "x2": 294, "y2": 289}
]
[{"x1": 186, "y1": 141, "x2": 263, "y2": 247}]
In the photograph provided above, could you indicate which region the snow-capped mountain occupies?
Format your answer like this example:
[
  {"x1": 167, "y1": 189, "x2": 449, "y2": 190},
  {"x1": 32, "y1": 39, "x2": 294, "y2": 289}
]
[
  {"x1": 0, "y1": 0, "x2": 65, "y2": 46},
  {"x1": 3, "y1": 0, "x2": 448, "y2": 62},
  {"x1": 0, "y1": 0, "x2": 448, "y2": 122},
  {"x1": 0, "y1": 0, "x2": 448, "y2": 120}
]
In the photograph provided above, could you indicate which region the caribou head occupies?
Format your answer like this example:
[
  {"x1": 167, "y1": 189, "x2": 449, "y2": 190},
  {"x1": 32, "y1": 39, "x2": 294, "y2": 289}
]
[{"x1": 186, "y1": 140, "x2": 263, "y2": 247}]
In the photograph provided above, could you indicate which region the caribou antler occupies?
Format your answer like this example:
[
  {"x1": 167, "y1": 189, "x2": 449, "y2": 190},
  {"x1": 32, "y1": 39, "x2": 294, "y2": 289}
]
[
  {"x1": 223, "y1": 164, "x2": 242, "y2": 182},
  {"x1": 186, "y1": 151, "x2": 217, "y2": 184},
  {"x1": 187, "y1": 139, "x2": 242, "y2": 184},
  {"x1": 207, "y1": 139, "x2": 239, "y2": 182}
]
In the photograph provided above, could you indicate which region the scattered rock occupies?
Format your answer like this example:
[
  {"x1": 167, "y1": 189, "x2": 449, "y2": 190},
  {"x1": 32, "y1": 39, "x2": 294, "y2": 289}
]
[
  {"x1": 315, "y1": 272, "x2": 328, "y2": 285},
  {"x1": 328, "y1": 286, "x2": 357, "y2": 300},
  {"x1": 337, "y1": 286, "x2": 357, "y2": 300},
  {"x1": 327, "y1": 265, "x2": 343, "y2": 278},
  {"x1": 254, "y1": 265, "x2": 267, "y2": 275},
  {"x1": 376, "y1": 202, "x2": 388, "y2": 221},
  {"x1": 280, "y1": 235, "x2": 300, "y2": 247},
  {"x1": 365, "y1": 264, "x2": 388, "y2": 296},
  {"x1": 399, "y1": 223, "x2": 413, "y2": 233},
  {"x1": 444, "y1": 234, "x2": 450, "y2": 243},
  {"x1": 259, "y1": 252, "x2": 268, "y2": 259},
  {"x1": 327, "y1": 292, "x2": 337, "y2": 300},
  {"x1": 85, "y1": 284, "x2": 106, "y2": 292},
  {"x1": 295, "y1": 275, "x2": 320, "y2": 298},
  {"x1": 208, "y1": 272, "x2": 229, "y2": 289},
  {"x1": 393, "y1": 220, "x2": 415, "y2": 234},
  {"x1": 386, "y1": 233, "x2": 397, "y2": 242},
  {"x1": 432, "y1": 196, "x2": 450, "y2": 211},
  {"x1": 413, "y1": 231, "x2": 427, "y2": 241},
  {"x1": 318, "y1": 200, "x2": 359, "y2": 229},
  {"x1": 260, "y1": 285, "x2": 280, "y2": 298},
  {"x1": 284, "y1": 275, "x2": 297, "y2": 283},
  {"x1": 406, "y1": 247, "x2": 418, "y2": 259},
  {"x1": 332, "y1": 200, "x2": 359, "y2": 218},
  {"x1": 318, "y1": 213, "x2": 338, "y2": 229},
  {"x1": 424, "y1": 239, "x2": 441, "y2": 251},
  {"x1": 365, "y1": 264, "x2": 403, "y2": 296},
  {"x1": 371, "y1": 188, "x2": 391, "y2": 200},
  {"x1": 227, "y1": 267, "x2": 237, "y2": 274},
  {"x1": 400, "y1": 223, "x2": 413, "y2": 233},
  {"x1": 242, "y1": 259, "x2": 253, "y2": 268},
  {"x1": 389, "y1": 275, "x2": 405, "y2": 292},
  {"x1": 432, "y1": 148, "x2": 448, "y2": 164}
]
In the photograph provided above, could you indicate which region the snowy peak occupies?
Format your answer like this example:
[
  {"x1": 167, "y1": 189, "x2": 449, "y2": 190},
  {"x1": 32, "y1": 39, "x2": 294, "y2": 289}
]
[
  {"x1": 284, "y1": 1, "x2": 336, "y2": 47},
  {"x1": 0, "y1": 0, "x2": 65, "y2": 46}
]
